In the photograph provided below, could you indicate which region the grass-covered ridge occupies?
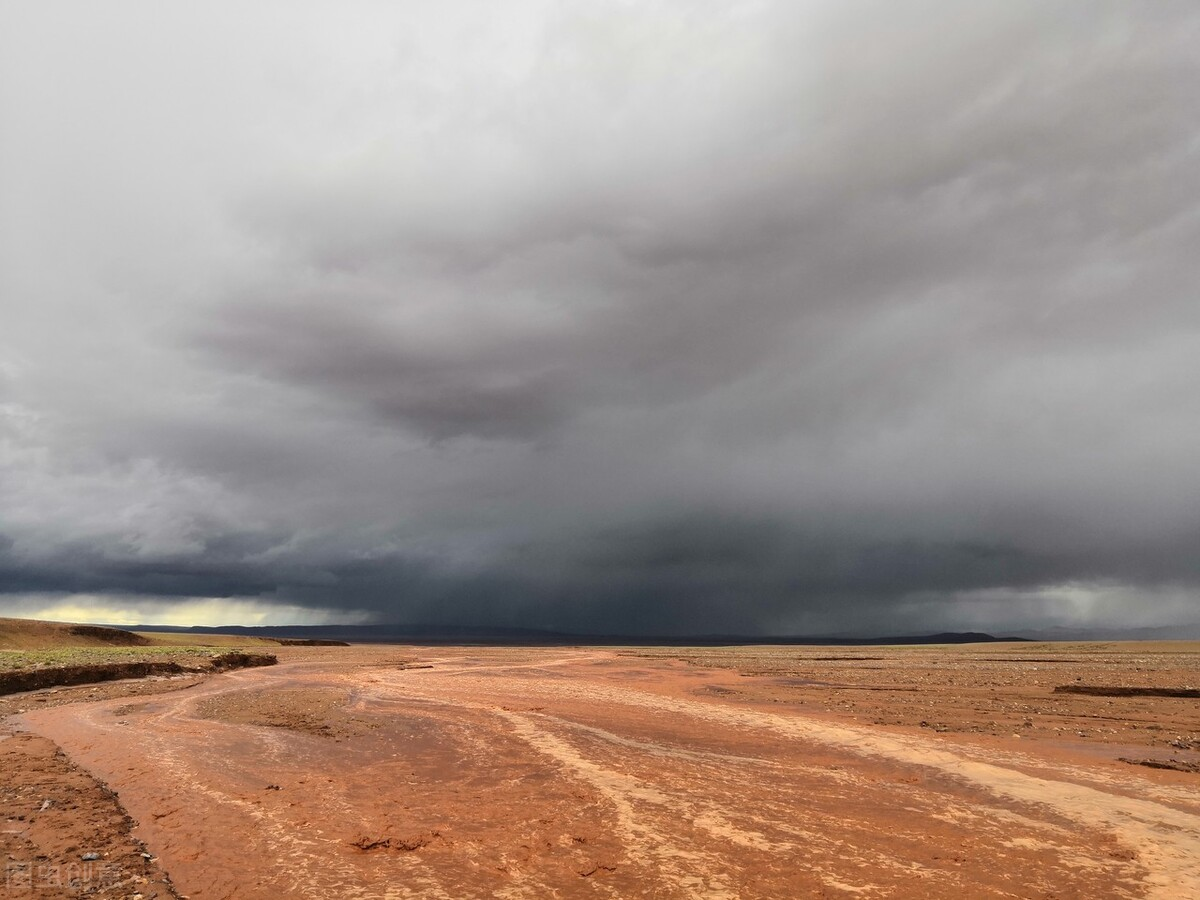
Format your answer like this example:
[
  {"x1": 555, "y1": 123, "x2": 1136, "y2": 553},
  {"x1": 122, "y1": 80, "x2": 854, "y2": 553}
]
[
  {"x1": 0, "y1": 645, "x2": 240, "y2": 673},
  {"x1": 0, "y1": 617, "x2": 279, "y2": 674}
]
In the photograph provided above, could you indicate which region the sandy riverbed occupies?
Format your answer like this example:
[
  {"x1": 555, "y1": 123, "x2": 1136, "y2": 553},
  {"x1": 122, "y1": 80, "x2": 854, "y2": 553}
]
[{"x1": 5, "y1": 643, "x2": 1200, "y2": 898}]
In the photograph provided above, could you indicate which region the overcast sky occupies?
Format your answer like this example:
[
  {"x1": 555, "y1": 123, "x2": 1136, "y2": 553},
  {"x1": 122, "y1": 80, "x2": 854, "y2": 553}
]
[{"x1": 1, "y1": 1, "x2": 1198, "y2": 634}]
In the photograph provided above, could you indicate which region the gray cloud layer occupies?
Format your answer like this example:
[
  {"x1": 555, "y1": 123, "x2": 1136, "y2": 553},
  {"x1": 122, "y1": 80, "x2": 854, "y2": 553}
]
[{"x1": 2, "y1": 1, "x2": 1199, "y2": 633}]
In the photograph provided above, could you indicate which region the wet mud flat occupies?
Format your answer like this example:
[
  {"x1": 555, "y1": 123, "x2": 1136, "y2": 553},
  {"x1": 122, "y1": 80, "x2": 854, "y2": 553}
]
[{"x1": 3, "y1": 643, "x2": 1199, "y2": 898}]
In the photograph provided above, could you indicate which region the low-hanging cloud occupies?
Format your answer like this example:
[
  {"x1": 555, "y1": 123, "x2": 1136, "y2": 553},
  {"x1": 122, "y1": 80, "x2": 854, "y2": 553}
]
[{"x1": 1, "y1": 1, "x2": 1199, "y2": 633}]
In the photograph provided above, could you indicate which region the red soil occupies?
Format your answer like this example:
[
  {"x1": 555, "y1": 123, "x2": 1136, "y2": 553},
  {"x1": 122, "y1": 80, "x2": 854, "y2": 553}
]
[{"x1": 3, "y1": 644, "x2": 1199, "y2": 898}]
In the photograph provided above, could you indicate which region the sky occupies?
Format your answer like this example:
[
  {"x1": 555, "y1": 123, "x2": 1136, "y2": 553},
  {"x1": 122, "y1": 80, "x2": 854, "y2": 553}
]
[{"x1": 1, "y1": 1, "x2": 1198, "y2": 635}]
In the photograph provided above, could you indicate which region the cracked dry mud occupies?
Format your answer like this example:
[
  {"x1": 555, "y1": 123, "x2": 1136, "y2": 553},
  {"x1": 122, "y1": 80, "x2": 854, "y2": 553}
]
[{"x1": 8, "y1": 645, "x2": 1200, "y2": 898}]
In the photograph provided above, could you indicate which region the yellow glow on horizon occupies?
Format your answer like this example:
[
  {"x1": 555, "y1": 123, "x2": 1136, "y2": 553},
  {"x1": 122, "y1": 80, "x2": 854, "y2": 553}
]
[{"x1": 3, "y1": 594, "x2": 359, "y2": 628}]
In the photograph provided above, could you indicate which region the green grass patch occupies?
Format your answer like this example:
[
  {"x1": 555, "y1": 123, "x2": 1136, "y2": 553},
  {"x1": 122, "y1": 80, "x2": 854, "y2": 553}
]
[
  {"x1": 0, "y1": 645, "x2": 235, "y2": 673},
  {"x1": 131, "y1": 632, "x2": 279, "y2": 648}
]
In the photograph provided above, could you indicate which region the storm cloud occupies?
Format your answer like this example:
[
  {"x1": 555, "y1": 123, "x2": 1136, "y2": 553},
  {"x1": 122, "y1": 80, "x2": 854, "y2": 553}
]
[{"x1": 2, "y1": 1, "x2": 1199, "y2": 633}]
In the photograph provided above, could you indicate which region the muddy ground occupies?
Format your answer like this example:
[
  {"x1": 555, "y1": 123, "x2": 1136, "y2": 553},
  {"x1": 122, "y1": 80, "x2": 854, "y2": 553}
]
[
  {"x1": 629, "y1": 642, "x2": 1200, "y2": 758},
  {"x1": 0, "y1": 732, "x2": 178, "y2": 899},
  {"x1": 2, "y1": 643, "x2": 1198, "y2": 898}
]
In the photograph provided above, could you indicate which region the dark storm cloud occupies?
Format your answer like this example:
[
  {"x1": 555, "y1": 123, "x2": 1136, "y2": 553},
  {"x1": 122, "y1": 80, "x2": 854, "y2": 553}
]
[
  {"x1": 197, "y1": 299, "x2": 574, "y2": 440},
  {"x1": 2, "y1": 1, "x2": 1199, "y2": 632}
]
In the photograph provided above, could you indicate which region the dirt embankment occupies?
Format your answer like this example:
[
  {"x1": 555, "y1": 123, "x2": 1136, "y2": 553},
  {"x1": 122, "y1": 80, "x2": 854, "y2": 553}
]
[
  {"x1": 0, "y1": 618, "x2": 150, "y2": 651},
  {"x1": 1054, "y1": 684, "x2": 1200, "y2": 698},
  {"x1": 0, "y1": 652, "x2": 277, "y2": 697},
  {"x1": 0, "y1": 732, "x2": 180, "y2": 899},
  {"x1": 207, "y1": 651, "x2": 278, "y2": 671}
]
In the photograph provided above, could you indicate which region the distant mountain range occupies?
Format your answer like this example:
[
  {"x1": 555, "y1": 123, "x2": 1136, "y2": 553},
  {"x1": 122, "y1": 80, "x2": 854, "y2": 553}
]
[
  {"x1": 1007, "y1": 623, "x2": 1200, "y2": 641},
  {"x1": 127, "y1": 623, "x2": 1033, "y2": 646}
]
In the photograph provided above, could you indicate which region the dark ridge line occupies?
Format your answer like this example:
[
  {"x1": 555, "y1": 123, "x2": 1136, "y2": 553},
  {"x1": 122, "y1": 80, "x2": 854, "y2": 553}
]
[{"x1": 126, "y1": 624, "x2": 1030, "y2": 647}]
